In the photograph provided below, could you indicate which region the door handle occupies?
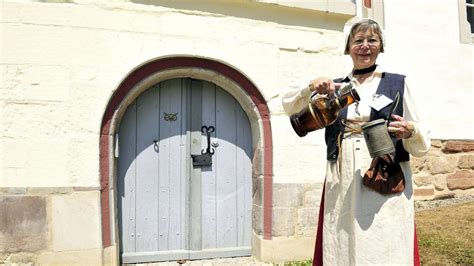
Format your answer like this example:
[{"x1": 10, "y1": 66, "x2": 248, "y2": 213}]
[
  {"x1": 191, "y1": 125, "x2": 215, "y2": 167},
  {"x1": 201, "y1": 125, "x2": 215, "y2": 155}
]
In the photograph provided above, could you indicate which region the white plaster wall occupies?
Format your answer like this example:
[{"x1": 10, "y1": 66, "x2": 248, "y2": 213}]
[
  {"x1": 0, "y1": 1, "x2": 351, "y2": 186},
  {"x1": 381, "y1": 0, "x2": 473, "y2": 140}
]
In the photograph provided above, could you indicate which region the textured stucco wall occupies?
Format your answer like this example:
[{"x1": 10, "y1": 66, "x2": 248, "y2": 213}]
[
  {"x1": 0, "y1": 0, "x2": 351, "y2": 187},
  {"x1": 381, "y1": 0, "x2": 473, "y2": 140}
]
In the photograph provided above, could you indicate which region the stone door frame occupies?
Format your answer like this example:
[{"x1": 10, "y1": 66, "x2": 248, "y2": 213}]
[{"x1": 99, "y1": 56, "x2": 274, "y2": 251}]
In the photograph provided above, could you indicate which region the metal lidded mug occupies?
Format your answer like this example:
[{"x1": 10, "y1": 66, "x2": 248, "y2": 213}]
[
  {"x1": 361, "y1": 118, "x2": 395, "y2": 158},
  {"x1": 362, "y1": 91, "x2": 401, "y2": 158}
]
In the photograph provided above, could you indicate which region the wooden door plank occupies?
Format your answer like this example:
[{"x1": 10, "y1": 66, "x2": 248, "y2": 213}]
[
  {"x1": 188, "y1": 246, "x2": 251, "y2": 260},
  {"x1": 215, "y1": 89, "x2": 238, "y2": 248},
  {"x1": 239, "y1": 107, "x2": 253, "y2": 247},
  {"x1": 117, "y1": 100, "x2": 137, "y2": 253},
  {"x1": 182, "y1": 79, "x2": 192, "y2": 251},
  {"x1": 157, "y1": 81, "x2": 172, "y2": 250},
  {"x1": 167, "y1": 78, "x2": 186, "y2": 251},
  {"x1": 158, "y1": 79, "x2": 184, "y2": 251},
  {"x1": 123, "y1": 247, "x2": 251, "y2": 263},
  {"x1": 201, "y1": 81, "x2": 217, "y2": 249},
  {"x1": 122, "y1": 250, "x2": 192, "y2": 264},
  {"x1": 135, "y1": 86, "x2": 160, "y2": 251},
  {"x1": 189, "y1": 79, "x2": 203, "y2": 251}
]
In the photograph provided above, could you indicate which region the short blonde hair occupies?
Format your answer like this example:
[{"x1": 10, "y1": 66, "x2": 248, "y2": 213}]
[{"x1": 344, "y1": 19, "x2": 384, "y2": 55}]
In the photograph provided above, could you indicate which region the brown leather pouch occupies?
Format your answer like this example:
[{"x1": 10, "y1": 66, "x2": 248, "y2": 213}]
[{"x1": 363, "y1": 154, "x2": 405, "y2": 194}]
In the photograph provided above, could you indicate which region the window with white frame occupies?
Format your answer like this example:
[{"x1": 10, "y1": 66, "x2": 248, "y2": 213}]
[
  {"x1": 467, "y1": 0, "x2": 474, "y2": 32},
  {"x1": 459, "y1": 0, "x2": 474, "y2": 43}
]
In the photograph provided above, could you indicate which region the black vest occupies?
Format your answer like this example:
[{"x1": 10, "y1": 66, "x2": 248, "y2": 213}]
[{"x1": 325, "y1": 72, "x2": 410, "y2": 162}]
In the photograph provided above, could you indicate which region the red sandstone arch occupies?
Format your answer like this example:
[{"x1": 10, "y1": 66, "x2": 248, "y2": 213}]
[{"x1": 99, "y1": 56, "x2": 273, "y2": 247}]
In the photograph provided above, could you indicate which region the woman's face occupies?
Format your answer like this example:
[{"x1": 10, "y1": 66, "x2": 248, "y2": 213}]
[{"x1": 349, "y1": 28, "x2": 381, "y2": 69}]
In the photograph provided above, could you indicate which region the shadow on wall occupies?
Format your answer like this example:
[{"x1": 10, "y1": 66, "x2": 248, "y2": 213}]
[{"x1": 131, "y1": 0, "x2": 349, "y2": 31}]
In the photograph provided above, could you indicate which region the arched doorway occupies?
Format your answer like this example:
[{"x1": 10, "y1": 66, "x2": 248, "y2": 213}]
[
  {"x1": 99, "y1": 56, "x2": 273, "y2": 262},
  {"x1": 117, "y1": 78, "x2": 253, "y2": 263}
]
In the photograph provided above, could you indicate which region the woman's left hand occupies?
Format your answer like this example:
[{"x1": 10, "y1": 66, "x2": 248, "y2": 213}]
[{"x1": 388, "y1": 114, "x2": 413, "y2": 140}]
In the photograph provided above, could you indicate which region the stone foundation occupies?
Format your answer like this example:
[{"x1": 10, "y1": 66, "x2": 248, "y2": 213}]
[
  {"x1": 250, "y1": 176, "x2": 320, "y2": 261},
  {"x1": 413, "y1": 140, "x2": 474, "y2": 200},
  {"x1": 251, "y1": 183, "x2": 322, "y2": 262},
  {"x1": 0, "y1": 196, "x2": 47, "y2": 253},
  {"x1": 0, "y1": 188, "x2": 102, "y2": 265},
  {"x1": 271, "y1": 183, "x2": 323, "y2": 238}
]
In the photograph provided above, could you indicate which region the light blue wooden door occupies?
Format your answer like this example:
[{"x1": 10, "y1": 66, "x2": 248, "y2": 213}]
[{"x1": 117, "y1": 78, "x2": 252, "y2": 263}]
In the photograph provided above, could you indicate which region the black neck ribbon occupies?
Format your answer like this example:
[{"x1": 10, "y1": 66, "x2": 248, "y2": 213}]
[{"x1": 353, "y1": 64, "x2": 377, "y2": 75}]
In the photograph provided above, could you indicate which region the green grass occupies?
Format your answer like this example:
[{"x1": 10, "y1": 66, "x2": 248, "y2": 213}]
[
  {"x1": 282, "y1": 259, "x2": 312, "y2": 266},
  {"x1": 416, "y1": 202, "x2": 474, "y2": 265}
]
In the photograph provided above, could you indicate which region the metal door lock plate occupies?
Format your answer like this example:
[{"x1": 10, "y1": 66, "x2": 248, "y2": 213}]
[{"x1": 191, "y1": 154, "x2": 212, "y2": 167}]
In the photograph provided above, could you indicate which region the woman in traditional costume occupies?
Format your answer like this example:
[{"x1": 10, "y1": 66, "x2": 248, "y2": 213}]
[{"x1": 282, "y1": 19, "x2": 431, "y2": 265}]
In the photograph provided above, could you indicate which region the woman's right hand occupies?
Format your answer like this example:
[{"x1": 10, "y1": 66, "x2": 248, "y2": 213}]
[{"x1": 308, "y1": 77, "x2": 338, "y2": 97}]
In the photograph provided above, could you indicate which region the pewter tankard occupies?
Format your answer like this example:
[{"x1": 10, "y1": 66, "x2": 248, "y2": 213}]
[{"x1": 361, "y1": 119, "x2": 395, "y2": 158}]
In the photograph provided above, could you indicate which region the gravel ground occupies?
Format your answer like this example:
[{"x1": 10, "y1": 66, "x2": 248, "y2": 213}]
[{"x1": 415, "y1": 194, "x2": 474, "y2": 212}]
